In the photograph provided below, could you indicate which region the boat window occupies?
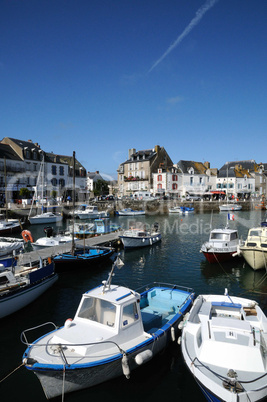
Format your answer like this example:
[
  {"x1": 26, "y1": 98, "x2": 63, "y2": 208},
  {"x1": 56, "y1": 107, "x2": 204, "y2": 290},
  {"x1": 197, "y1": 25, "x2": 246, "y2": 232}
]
[
  {"x1": 261, "y1": 243, "x2": 267, "y2": 248},
  {"x1": 210, "y1": 233, "x2": 229, "y2": 241},
  {"x1": 78, "y1": 297, "x2": 117, "y2": 327},
  {"x1": 122, "y1": 302, "x2": 139, "y2": 327},
  {"x1": 247, "y1": 242, "x2": 257, "y2": 247},
  {"x1": 230, "y1": 232, "x2": 238, "y2": 240},
  {"x1": 250, "y1": 230, "x2": 261, "y2": 237},
  {"x1": 0, "y1": 275, "x2": 9, "y2": 285}
]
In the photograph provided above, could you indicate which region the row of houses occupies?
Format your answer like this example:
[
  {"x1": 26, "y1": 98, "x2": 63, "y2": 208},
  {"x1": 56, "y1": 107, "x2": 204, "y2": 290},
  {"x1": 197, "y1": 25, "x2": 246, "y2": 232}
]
[
  {"x1": 117, "y1": 145, "x2": 267, "y2": 199},
  {"x1": 0, "y1": 137, "x2": 103, "y2": 203},
  {"x1": 0, "y1": 138, "x2": 266, "y2": 203}
]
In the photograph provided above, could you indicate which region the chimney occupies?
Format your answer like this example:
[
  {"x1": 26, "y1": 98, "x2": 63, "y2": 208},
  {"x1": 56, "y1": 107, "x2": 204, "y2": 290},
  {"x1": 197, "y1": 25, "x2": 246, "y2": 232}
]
[
  {"x1": 128, "y1": 148, "x2": 136, "y2": 159},
  {"x1": 155, "y1": 145, "x2": 160, "y2": 153},
  {"x1": 204, "y1": 161, "x2": 210, "y2": 169},
  {"x1": 95, "y1": 171, "x2": 99, "y2": 174}
]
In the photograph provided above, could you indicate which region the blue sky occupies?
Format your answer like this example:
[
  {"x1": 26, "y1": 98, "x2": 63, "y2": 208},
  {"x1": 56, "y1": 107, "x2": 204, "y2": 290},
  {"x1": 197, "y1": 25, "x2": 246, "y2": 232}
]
[{"x1": 1, "y1": 0, "x2": 266, "y2": 179}]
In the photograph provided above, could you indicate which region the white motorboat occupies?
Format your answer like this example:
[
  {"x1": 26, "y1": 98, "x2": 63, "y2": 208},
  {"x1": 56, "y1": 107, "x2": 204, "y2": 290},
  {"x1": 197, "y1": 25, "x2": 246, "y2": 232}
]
[
  {"x1": 115, "y1": 208, "x2": 145, "y2": 216},
  {"x1": 0, "y1": 257, "x2": 58, "y2": 319},
  {"x1": 22, "y1": 227, "x2": 75, "y2": 250},
  {"x1": 29, "y1": 211, "x2": 63, "y2": 225},
  {"x1": 70, "y1": 204, "x2": 109, "y2": 219},
  {"x1": 119, "y1": 223, "x2": 161, "y2": 249},
  {"x1": 219, "y1": 203, "x2": 242, "y2": 211},
  {"x1": 180, "y1": 290, "x2": 267, "y2": 402},
  {"x1": 0, "y1": 218, "x2": 23, "y2": 235},
  {"x1": 237, "y1": 226, "x2": 267, "y2": 270},
  {"x1": 22, "y1": 257, "x2": 194, "y2": 399}
]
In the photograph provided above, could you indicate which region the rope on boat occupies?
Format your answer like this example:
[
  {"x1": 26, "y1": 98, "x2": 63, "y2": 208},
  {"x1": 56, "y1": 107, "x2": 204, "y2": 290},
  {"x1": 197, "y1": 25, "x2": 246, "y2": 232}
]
[{"x1": 0, "y1": 363, "x2": 24, "y2": 383}]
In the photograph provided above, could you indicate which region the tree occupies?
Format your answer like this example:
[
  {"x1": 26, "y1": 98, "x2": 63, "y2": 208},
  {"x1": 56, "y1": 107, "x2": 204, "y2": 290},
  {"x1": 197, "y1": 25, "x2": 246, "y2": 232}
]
[
  {"x1": 94, "y1": 179, "x2": 108, "y2": 196},
  {"x1": 19, "y1": 187, "x2": 31, "y2": 199}
]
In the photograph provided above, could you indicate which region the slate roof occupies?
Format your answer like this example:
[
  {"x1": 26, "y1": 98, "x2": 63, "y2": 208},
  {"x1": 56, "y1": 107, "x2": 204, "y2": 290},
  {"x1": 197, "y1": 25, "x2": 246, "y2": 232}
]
[
  {"x1": 122, "y1": 148, "x2": 157, "y2": 164},
  {"x1": 218, "y1": 160, "x2": 257, "y2": 178},
  {"x1": 177, "y1": 160, "x2": 207, "y2": 175},
  {"x1": 0, "y1": 144, "x2": 23, "y2": 161}
]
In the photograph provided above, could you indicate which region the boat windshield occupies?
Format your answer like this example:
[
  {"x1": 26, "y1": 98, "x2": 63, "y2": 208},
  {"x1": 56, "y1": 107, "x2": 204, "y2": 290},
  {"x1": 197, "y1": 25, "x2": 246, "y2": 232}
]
[
  {"x1": 78, "y1": 296, "x2": 117, "y2": 327},
  {"x1": 249, "y1": 230, "x2": 262, "y2": 237},
  {"x1": 210, "y1": 233, "x2": 229, "y2": 241}
]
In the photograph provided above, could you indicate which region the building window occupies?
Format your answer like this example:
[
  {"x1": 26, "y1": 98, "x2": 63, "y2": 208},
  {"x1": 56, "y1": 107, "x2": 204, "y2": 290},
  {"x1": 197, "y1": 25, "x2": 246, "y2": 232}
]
[
  {"x1": 157, "y1": 184, "x2": 162, "y2": 190},
  {"x1": 172, "y1": 183, "x2": 178, "y2": 190},
  {"x1": 190, "y1": 177, "x2": 193, "y2": 185},
  {"x1": 59, "y1": 166, "x2": 64, "y2": 176},
  {"x1": 158, "y1": 175, "x2": 162, "y2": 181},
  {"x1": 51, "y1": 178, "x2": 57, "y2": 186},
  {"x1": 51, "y1": 165, "x2": 57, "y2": 175},
  {"x1": 172, "y1": 174, "x2": 177, "y2": 181},
  {"x1": 59, "y1": 179, "x2": 65, "y2": 187}
]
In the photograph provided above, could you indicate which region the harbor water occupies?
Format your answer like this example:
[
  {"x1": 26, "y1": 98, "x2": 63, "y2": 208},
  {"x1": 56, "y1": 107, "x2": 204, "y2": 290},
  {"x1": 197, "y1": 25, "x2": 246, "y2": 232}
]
[{"x1": 1, "y1": 210, "x2": 266, "y2": 401}]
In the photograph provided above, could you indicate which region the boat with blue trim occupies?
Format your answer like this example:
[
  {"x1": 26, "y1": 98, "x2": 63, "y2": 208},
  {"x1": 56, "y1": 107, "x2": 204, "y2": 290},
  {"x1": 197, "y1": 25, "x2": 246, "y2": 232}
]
[
  {"x1": 21, "y1": 257, "x2": 194, "y2": 399},
  {"x1": 180, "y1": 290, "x2": 267, "y2": 402}
]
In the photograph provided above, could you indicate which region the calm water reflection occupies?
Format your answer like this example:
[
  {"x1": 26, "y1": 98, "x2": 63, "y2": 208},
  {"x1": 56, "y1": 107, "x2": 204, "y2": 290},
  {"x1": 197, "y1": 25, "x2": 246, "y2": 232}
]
[{"x1": 1, "y1": 210, "x2": 266, "y2": 401}]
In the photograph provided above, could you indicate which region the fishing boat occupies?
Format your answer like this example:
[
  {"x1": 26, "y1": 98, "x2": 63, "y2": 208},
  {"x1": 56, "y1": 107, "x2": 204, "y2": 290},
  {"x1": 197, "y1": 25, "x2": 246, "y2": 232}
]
[
  {"x1": 21, "y1": 257, "x2": 194, "y2": 399},
  {"x1": 200, "y1": 214, "x2": 242, "y2": 264},
  {"x1": 119, "y1": 223, "x2": 161, "y2": 249},
  {"x1": 0, "y1": 257, "x2": 58, "y2": 319},
  {"x1": 53, "y1": 245, "x2": 115, "y2": 271},
  {"x1": 169, "y1": 206, "x2": 194, "y2": 214},
  {"x1": 115, "y1": 208, "x2": 145, "y2": 216},
  {"x1": 22, "y1": 227, "x2": 75, "y2": 251},
  {"x1": 70, "y1": 204, "x2": 109, "y2": 219},
  {"x1": 180, "y1": 290, "x2": 267, "y2": 402},
  {"x1": 236, "y1": 226, "x2": 267, "y2": 270}
]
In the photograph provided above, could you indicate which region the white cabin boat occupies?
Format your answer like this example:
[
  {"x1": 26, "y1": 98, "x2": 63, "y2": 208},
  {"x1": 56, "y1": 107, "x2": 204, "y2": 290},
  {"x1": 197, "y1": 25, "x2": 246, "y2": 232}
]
[
  {"x1": 70, "y1": 205, "x2": 109, "y2": 219},
  {"x1": 29, "y1": 211, "x2": 63, "y2": 225},
  {"x1": 180, "y1": 291, "x2": 267, "y2": 402},
  {"x1": 22, "y1": 258, "x2": 194, "y2": 399},
  {"x1": 219, "y1": 203, "x2": 242, "y2": 211},
  {"x1": 237, "y1": 226, "x2": 267, "y2": 270},
  {"x1": 116, "y1": 208, "x2": 145, "y2": 216}
]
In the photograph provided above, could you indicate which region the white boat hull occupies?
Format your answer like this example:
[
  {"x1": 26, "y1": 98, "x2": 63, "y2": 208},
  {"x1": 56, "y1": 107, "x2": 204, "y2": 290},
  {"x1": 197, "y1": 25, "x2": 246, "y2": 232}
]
[
  {"x1": 120, "y1": 233, "x2": 161, "y2": 248},
  {"x1": 0, "y1": 274, "x2": 58, "y2": 319},
  {"x1": 219, "y1": 204, "x2": 242, "y2": 211},
  {"x1": 239, "y1": 247, "x2": 267, "y2": 270},
  {"x1": 29, "y1": 213, "x2": 63, "y2": 225},
  {"x1": 76, "y1": 212, "x2": 109, "y2": 219}
]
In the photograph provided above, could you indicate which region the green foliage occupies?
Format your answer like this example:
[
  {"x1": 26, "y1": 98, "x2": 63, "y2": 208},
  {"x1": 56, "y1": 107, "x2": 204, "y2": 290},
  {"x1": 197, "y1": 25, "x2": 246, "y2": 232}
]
[
  {"x1": 94, "y1": 179, "x2": 108, "y2": 196},
  {"x1": 19, "y1": 187, "x2": 31, "y2": 199}
]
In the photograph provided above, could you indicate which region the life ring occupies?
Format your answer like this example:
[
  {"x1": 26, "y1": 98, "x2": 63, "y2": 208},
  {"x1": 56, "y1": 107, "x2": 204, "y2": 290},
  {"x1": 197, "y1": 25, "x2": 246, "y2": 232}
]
[{"x1": 21, "y1": 230, "x2": 34, "y2": 243}]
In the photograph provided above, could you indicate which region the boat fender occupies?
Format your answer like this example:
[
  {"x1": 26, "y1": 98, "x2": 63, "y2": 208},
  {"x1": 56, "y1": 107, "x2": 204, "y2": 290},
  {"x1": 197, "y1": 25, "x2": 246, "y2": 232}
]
[
  {"x1": 21, "y1": 230, "x2": 34, "y2": 243},
  {"x1": 64, "y1": 318, "x2": 73, "y2": 328},
  {"x1": 178, "y1": 321, "x2": 184, "y2": 330},
  {"x1": 135, "y1": 349, "x2": 153, "y2": 365},
  {"x1": 122, "y1": 353, "x2": 130, "y2": 379},
  {"x1": 177, "y1": 336, "x2": 181, "y2": 345},
  {"x1": 171, "y1": 327, "x2": 175, "y2": 342}
]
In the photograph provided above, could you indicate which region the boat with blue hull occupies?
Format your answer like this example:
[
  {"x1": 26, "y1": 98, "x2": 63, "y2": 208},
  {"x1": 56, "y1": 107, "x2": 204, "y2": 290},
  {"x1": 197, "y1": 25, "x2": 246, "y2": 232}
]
[
  {"x1": 180, "y1": 290, "x2": 267, "y2": 402},
  {"x1": 0, "y1": 258, "x2": 58, "y2": 319},
  {"x1": 21, "y1": 257, "x2": 194, "y2": 400},
  {"x1": 53, "y1": 245, "x2": 115, "y2": 271}
]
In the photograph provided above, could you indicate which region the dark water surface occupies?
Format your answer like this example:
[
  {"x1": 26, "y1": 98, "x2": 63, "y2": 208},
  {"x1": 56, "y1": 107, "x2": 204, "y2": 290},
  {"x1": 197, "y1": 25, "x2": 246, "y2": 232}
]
[{"x1": 1, "y1": 210, "x2": 266, "y2": 401}]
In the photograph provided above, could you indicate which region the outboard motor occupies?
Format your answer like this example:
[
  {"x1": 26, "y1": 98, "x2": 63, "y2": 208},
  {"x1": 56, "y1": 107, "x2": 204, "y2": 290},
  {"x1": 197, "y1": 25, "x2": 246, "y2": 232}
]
[{"x1": 44, "y1": 226, "x2": 54, "y2": 238}]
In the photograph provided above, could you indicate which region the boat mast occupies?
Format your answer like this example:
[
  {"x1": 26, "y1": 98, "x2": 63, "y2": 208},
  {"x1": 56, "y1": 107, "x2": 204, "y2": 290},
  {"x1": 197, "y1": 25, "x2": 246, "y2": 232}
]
[
  {"x1": 4, "y1": 157, "x2": 7, "y2": 221},
  {"x1": 71, "y1": 151, "x2": 76, "y2": 255}
]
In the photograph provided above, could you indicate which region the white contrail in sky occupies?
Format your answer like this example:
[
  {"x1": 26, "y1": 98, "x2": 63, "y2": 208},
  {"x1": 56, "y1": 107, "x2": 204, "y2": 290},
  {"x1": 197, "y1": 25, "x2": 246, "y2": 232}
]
[{"x1": 149, "y1": 0, "x2": 219, "y2": 73}]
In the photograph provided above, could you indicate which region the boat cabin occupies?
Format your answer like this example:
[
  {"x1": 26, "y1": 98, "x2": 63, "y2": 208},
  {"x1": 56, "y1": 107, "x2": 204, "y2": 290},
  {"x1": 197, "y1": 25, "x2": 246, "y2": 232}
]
[{"x1": 209, "y1": 229, "x2": 239, "y2": 247}]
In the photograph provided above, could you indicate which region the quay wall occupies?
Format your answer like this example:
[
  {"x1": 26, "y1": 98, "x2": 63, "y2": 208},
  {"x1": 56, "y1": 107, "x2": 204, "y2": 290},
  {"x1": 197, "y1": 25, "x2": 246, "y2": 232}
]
[{"x1": 1, "y1": 199, "x2": 258, "y2": 220}]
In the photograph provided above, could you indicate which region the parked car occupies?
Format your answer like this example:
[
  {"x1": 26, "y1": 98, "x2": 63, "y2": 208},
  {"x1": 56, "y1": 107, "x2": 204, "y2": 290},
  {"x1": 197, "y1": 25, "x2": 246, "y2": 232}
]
[
  {"x1": 105, "y1": 195, "x2": 115, "y2": 200},
  {"x1": 186, "y1": 194, "x2": 201, "y2": 201}
]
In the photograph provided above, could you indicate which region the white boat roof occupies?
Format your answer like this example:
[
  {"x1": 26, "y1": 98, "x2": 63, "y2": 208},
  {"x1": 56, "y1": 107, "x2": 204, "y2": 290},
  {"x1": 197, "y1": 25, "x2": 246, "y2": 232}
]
[
  {"x1": 83, "y1": 284, "x2": 137, "y2": 305},
  {"x1": 210, "y1": 227, "x2": 237, "y2": 234}
]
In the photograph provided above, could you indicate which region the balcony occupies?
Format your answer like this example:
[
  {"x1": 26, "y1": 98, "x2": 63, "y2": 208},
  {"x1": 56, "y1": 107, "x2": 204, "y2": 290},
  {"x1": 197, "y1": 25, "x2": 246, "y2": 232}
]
[{"x1": 124, "y1": 176, "x2": 148, "y2": 182}]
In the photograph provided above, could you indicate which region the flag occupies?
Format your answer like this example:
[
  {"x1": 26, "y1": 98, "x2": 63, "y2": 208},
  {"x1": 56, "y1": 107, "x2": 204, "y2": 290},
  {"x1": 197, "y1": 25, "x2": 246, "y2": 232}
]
[{"x1": 228, "y1": 213, "x2": 234, "y2": 221}]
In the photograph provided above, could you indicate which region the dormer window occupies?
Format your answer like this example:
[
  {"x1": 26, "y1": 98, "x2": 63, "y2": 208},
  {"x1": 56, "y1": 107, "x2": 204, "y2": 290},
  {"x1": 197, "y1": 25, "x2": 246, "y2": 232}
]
[{"x1": 188, "y1": 167, "x2": 194, "y2": 175}]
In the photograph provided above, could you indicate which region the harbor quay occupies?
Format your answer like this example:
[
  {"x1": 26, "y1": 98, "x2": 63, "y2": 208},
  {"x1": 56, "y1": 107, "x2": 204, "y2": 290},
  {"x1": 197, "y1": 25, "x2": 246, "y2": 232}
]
[{"x1": 1, "y1": 198, "x2": 257, "y2": 221}]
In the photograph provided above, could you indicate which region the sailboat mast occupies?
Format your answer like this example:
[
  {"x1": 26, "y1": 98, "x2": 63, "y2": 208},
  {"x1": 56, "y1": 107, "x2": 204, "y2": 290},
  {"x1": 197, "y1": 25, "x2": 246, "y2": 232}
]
[
  {"x1": 71, "y1": 151, "x2": 76, "y2": 255},
  {"x1": 4, "y1": 157, "x2": 7, "y2": 221}
]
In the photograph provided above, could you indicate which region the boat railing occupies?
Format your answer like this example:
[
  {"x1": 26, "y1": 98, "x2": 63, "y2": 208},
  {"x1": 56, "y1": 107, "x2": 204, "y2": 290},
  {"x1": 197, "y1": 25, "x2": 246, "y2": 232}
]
[{"x1": 21, "y1": 322, "x2": 58, "y2": 346}]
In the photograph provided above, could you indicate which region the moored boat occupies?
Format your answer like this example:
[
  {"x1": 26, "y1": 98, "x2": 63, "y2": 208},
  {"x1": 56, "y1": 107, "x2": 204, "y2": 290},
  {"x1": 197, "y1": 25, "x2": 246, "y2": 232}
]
[
  {"x1": 70, "y1": 204, "x2": 109, "y2": 219},
  {"x1": 119, "y1": 223, "x2": 161, "y2": 249},
  {"x1": 115, "y1": 208, "x2": 145, "y2": 216},
  {"x1": 219, "y1": 203, "x2": 242, "y2": 211},
  {"x1": 0, "y1": 257, "x2": 58, "y2": 319},
  {"x1": 169, "y1": 206, "x2": 194, "y2": 214},
  {"x1": 29, "y1": 211, "x2": 63, "y2": 225},
  {"x1": 180, "y1": 290, "x2": 267, "y2": 402},
  {"x1": 0, "y1": 218, "x2": 23, "y2": 235},
  {"x1": 237, "y1": 226, "x2": 267, "y2": 270},
  {"x1": 21, "y1": 257, "x2": 194, "y2": 399}
]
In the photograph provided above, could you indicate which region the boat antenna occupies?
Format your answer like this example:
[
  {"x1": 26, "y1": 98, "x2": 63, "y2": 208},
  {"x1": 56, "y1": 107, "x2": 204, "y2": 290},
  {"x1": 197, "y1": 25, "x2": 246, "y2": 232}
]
[
  {"x1": 102, "y1": 256, "x2": 124, "y2": 292},
  {"x1": 71, "y1": 151, "x2": 76, "y2": 256}
]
